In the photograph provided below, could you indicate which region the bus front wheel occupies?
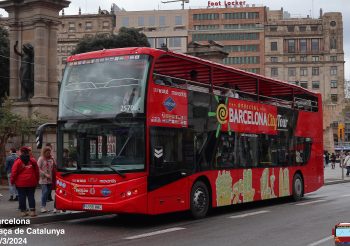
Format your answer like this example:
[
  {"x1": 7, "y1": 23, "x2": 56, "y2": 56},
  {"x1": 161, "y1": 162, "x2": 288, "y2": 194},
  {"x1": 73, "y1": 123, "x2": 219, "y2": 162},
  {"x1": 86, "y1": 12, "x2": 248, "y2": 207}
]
[
  {"x1": 292, "y1": 173, "x2": 304, "y2": 201},
  {"x1": 190, "y1": 181, "x2": 209, "y2": 219}
]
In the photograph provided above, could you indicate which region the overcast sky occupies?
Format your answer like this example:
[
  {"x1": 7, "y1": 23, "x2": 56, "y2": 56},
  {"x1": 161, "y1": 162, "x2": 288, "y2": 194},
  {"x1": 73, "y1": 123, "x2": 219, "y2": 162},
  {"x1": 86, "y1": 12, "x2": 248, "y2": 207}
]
[{"x1": 0, "y1": 0, "x2": 348, "y2": 79}]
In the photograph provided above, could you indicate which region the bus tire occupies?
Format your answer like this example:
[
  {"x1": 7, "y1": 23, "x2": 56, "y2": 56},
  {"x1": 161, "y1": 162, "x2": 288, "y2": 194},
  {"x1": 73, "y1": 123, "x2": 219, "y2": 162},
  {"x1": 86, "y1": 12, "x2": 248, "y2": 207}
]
[
  {"x1": 190, "y1": 181, "x2": 209, "y2": 219},
  {"x1": 292, "y1": 173, "x2": 304, "y2": 201}
]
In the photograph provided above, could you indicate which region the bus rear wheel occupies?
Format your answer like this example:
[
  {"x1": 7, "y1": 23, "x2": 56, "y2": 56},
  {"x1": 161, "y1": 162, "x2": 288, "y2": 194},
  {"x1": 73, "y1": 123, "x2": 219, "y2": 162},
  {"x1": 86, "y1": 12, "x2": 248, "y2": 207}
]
[
  {"x1": 190, "y1": 181, "x2": 209, "y2": 219},
  {"x1": 292, "y1": 173, "x2": 304, "y2": 201}
]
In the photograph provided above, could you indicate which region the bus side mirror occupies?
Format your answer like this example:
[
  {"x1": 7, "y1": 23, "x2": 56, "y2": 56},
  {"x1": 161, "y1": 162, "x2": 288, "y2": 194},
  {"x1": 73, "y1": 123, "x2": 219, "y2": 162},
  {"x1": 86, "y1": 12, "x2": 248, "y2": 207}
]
[
  {"x1": 332, "y1": 228, "x2": 335, "y2": 236},
  {"x1": 154, "y1": 146, "x2": 164, "y2": 168},
  {"x1": 35, "y1": 123, "x2": 57, "y2": 149}
]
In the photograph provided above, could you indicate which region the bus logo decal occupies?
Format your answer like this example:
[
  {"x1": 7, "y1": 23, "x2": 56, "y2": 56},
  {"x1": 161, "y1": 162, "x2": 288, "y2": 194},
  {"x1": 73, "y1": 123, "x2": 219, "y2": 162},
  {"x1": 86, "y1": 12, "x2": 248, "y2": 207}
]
[
  {"x1": 101, "y1": 188, "x2": 112, "y2": 197},
  {"x1": 208, "y1": 96, "x2": 231, "y2": 138},
  {"x1": 163, "y1": 97, "x2": 176, "y2": 112}
]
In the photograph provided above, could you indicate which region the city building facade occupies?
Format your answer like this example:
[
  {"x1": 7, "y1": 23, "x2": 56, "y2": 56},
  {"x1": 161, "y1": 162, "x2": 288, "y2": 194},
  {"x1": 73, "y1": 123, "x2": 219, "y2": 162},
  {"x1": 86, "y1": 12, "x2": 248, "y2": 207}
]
[
  {"x1": 57, "y1": 9, "x2": 115, "y2": 81},
  {"x1": 188, "y1": 5, "x2": 266, "y2": 73},
  {"x1": 114, "y1": 8, "x2": 188, "y2": 53},
  {"x1": 265, "y1": 9, "x2": 345, "y2": 151}
]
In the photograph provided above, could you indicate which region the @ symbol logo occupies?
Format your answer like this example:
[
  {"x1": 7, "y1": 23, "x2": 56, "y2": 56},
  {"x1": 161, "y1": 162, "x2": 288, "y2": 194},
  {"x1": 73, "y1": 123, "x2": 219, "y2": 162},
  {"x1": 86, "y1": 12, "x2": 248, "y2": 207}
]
[
  {"x1": 216, "y1": 103, "x2": 228, "y2": 125},
  {"x1": 208, "y1": 95, "x2": 231, "y2": 138}
]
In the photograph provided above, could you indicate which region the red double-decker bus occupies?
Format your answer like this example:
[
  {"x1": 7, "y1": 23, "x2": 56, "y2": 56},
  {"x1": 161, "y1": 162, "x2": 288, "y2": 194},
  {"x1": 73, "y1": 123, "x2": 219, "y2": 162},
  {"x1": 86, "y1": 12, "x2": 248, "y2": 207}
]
[{"x1": 37, "y1": 47, "x2": 323, "y2": 218}]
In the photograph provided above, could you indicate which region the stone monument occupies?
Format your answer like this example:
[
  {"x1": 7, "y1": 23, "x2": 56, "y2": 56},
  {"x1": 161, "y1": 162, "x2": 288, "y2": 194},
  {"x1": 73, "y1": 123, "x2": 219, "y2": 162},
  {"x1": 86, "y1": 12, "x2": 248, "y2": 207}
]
[{"x1": 0, "y1": 0, "x2": 70, "y2": 120}]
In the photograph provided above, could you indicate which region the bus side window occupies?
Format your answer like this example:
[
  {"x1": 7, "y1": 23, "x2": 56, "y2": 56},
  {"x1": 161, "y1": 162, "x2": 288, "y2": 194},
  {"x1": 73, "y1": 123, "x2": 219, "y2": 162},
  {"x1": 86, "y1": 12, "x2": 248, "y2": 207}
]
[{"x1": 215, "y1": 133, "x2": 236, "y2": 169}]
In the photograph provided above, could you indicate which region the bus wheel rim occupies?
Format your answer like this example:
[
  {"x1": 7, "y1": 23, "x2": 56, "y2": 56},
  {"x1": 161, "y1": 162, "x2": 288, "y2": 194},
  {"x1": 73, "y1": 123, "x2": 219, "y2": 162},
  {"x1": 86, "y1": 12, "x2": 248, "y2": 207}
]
[
  {"x1": 193, "y1": 187, "x2": 206, "y2": 211},
  {"x1": 295, "y1": 178, "x2": 302, "y2": 196}
]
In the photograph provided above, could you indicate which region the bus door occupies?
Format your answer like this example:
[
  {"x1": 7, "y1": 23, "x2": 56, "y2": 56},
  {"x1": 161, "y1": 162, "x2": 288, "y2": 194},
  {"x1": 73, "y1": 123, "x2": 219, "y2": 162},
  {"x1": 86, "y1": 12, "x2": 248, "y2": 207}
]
[{"x1": 148, "y1": 127, "x2": 195, "y2": 214}]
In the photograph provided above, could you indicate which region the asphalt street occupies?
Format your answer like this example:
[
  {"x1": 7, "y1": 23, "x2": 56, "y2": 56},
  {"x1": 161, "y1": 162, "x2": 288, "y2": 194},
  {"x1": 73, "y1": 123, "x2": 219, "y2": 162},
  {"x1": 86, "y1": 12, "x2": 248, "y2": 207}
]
[{"x1": 7, "y1": 182, "x2": 350, "y2": 246}]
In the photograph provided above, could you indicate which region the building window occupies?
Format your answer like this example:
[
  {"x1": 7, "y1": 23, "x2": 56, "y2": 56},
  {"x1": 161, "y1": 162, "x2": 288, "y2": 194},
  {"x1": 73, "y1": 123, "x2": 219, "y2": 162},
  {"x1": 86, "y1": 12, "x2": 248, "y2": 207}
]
[
  {"x1": 223, "y1": 45, "x2": 259, "y2": 52},
  {"x1": 271, "y1": 42, "x2": 277, "y2": 51},
  {"x1": 300, "y1": 67, "x2": 308, "y2": 76},
  {"x1": 300, "y1": 39, "x2": 307, "y2": 53},
  {"x1": 159, "y1": 16, "x2": 166, "y2": 26},
  {"x1": 157, "y1": 37, "x2": 166, "y2": 48},
  {"x1": 299, "y1": 26, "x2": 306, "y2": 32},
  {"x1": 67, "y1": 46, "x2": 72, "y2": 52},
  {"x1": 300, "y1": 56, "x2": 307, "y2": 62},
  {"x1": 330, "y1": 21, "x2": 337, "y2": 27},
  {"x1": 102, "y1": 21, "x2": 110, "y2": 29},
  {"x1": 271, "y1": 67, "x2": 278, "y2": 77},
  {"x1": 192, "y1": 33, "x2": 259, "y2": 41},
  {"x1": 224, "y1": 56, "x2": 260, "y2": 64},
  {"x1": 194, "y1": 13, "x2": 219, "y2": 20},
  {"x1": 137, "y1": 17, "x2": 144, "y2": 26},
  {"x1": 311, "y1": 26, "x2": 318, "y2": 31},
  {"x1": 300, "y1": 81, "x2": 308, "y2": 88},
  {"x1": 61, "y1": 57, "x2": 67, "y2": 64},
  {"x1": 68, "y1": 22, "x2": 75, "y2": 31},
  {"x1": 287, "y1": 26, "x2": 294, "y2": 32},
  {"x1": 330, "y1": 80, "x2": 338, "y2": 88},
  {"x1": 85, "y1": 22, "x2": 92, "y2": 30},
  {"x1": 288, "y1": 67, "x2": 296, "y2": 77},
  {"x1": 330, "y1": 37, "x2": 337, "y2": 49},
  {"x1": 312, "y1": 67, "x2": 319, "y2": 76},
  {"x1": 330, "y1": 56, "x2": 337, "y2": 62},
  {"x1": 195, "y1": 25, "x2": 219, "y2": 30},
  {"x1": 175, "y1": 16, "x2": 182, "y2": 25},
  {"x1": 148, "y1": 38, "x2": 155, "y2": 48},
  {"x1": 149, "y1": 16, "x2": 155, "y2": 26},
  {"x1": 287, "y1": 39, "x2": 296, "y2": 53},
  {"x1": 270, "y1": 26, "x2": 277, "y2": 32},
  {"x1": 312, "y1": 81, "x2": 320, "y2": 89},
  {"x1": 331, "y1": 94, "x2": 338, "y2": 103},
  {"x1": 169, "y1": 37, "x2": 181, "y2": 47},
  {"x1": 311, "y1": 39, "x2": 319, "y2": 52},
  {"x1": 68, "y1": 34, "x2": 75, "y2": 39},
  {"x1": 312, "y1": 56, "x2": 319, "y2": 62},
  {"x1": 122, "y1": 17, "x2": 129, "y2": 27},
  {"x1": 330, "y1": 66, "x2": 337, "y2": 75},
  {"x1": 84, "y1": 34, "x2": 93, "y2": 38},
  {"x1": 288, "y1": 57, "x2": 296, "y2": 62},
  {"x1": 271, "y1": 57, "x2": 278, "y2": 62}
]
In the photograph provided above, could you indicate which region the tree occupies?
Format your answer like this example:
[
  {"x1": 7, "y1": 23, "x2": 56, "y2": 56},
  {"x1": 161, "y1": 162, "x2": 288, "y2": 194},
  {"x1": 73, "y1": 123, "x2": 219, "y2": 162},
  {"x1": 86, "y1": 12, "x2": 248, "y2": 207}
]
[
  {"x1": 72, "y1": 27, "x2": 150, "y2": 55},
  {"x1": 0, "y1": 26, "x2": 9, "y2": 100},
  {"x1": 0, "y1": 99, "x2": 44, "y2": 176}
]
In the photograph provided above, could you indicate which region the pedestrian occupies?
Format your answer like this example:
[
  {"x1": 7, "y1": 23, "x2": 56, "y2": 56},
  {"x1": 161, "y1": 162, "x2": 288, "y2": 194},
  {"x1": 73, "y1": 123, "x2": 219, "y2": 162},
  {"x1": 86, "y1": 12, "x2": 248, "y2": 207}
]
[
  {"x1": 325, "y1": 151, "x2": 330, "y2": 166},
  {"x1": 331, "y1": 153, "x2": 336, "y2": 169},
  {"x1": 344, "y1": 152, "x2": 350, "y2": 176},
  {"x1": 5, "y1": 147, "x2": 18, "y2": 201},
  {"x1": 11, "y1": 146, "x2": 39, "y2": 217},
  {"x1": 38, "y1": 146, "x2": 54, "y2": 213},
  {"x1": 45, "y1": 143, "x2": 55, "y2": 202}
]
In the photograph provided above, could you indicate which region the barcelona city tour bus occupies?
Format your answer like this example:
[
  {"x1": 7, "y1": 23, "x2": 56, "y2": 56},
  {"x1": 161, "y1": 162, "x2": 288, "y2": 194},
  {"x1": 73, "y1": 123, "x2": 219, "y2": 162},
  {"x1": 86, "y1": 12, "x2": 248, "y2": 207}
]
[{"x1": 36, "y1": 47, "x2": 323, "y2": 219}]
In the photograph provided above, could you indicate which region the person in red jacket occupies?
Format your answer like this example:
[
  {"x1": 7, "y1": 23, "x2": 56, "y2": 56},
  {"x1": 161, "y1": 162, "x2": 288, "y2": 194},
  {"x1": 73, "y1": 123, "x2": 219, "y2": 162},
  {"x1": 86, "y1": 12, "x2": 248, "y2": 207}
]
[{"x1": 11, "y1": 146, "x2": 39, "y2": 217}]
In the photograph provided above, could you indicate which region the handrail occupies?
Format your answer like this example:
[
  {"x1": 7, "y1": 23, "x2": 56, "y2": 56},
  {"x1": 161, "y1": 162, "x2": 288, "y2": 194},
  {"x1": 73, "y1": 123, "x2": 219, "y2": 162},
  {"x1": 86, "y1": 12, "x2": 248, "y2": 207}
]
[{"x1": 152, "y1": 73, "x2": 318, "y2": 111}]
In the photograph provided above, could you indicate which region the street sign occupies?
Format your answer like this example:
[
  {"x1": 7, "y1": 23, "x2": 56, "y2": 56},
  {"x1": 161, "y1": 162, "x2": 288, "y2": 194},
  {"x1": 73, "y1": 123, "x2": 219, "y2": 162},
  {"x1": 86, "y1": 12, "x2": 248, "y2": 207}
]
[{"x1": 338, "y1": 123, "x2": 345, "y2": 141}]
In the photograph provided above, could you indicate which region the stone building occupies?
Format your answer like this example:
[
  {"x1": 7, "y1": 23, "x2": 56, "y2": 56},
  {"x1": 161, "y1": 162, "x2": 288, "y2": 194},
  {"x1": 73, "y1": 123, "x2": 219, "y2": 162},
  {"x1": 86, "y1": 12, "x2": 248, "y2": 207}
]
[
  {"x1": 57, "y1": 9, "x2": 115, "y2": 81},
  {"x1": 114, "y1": 7, "x2": 188, "y2": 53},
  {"x1": 188, "y1": 5, "x2": 266, "y2": 74},
  {"x1": 265, "y1": 9, "x2": 345, "y2": 151}
]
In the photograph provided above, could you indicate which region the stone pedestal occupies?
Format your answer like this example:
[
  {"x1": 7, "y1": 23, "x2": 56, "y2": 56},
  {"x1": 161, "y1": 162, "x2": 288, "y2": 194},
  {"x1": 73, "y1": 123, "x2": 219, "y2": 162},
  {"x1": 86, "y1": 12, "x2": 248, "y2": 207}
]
[
  {"x1": 0, "y1": 0, "x2": 70, "y2": 121},
  {"x1": 186, "y1": 40, "x2": 228, "y2": 64}
]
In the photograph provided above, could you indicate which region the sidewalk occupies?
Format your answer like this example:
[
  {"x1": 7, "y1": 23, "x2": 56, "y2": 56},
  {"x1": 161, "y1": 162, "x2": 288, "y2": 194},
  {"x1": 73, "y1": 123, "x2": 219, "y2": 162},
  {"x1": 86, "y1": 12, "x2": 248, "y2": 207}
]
[
  {"x1": 0, "y1": 166, "x2": 348, "y2": 225},
  {"x1": 0, "y1": 186, "x2": 99, "y2": 227},
  {"x1": 324, "y1": 163, "x2": 350, "y2": 185}
]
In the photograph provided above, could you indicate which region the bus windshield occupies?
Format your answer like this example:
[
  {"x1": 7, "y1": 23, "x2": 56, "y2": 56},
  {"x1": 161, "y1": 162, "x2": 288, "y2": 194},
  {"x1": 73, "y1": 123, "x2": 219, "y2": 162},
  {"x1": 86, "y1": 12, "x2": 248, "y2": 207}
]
[
  {"x1": 59, "y1": 54, "x2": 150, "y2": 119},
  {"x1": 57, "y1": 120, "x2": 145, "y2": 173}
]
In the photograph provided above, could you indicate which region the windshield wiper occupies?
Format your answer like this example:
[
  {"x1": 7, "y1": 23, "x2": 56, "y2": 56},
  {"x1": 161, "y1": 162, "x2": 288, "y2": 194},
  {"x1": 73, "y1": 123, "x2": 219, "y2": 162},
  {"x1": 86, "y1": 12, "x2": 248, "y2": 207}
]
[
  {"x1": 61, "y1": 170, "x2": 82, "y2": 177},
  {"x1": 105, "y1": 166, "x2": 126, "y2": 178}
]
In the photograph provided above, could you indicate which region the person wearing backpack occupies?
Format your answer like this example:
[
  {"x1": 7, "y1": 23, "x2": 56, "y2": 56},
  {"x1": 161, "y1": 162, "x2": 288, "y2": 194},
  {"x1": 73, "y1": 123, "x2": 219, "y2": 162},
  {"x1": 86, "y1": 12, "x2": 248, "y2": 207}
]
[
  {"x1": 5, "y1": 147, "x2": 18, "y2": 201},
  {"x1": 11, "y1": 146, "x2": 39, "y2": 217}
]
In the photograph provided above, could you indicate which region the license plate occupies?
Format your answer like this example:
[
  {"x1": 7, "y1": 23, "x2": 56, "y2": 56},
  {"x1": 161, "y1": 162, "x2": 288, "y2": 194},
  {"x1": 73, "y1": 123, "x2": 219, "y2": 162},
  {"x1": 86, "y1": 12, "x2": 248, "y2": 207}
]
[{"x1": 83, "y1": 204, "x2": 102, "y2": 211}]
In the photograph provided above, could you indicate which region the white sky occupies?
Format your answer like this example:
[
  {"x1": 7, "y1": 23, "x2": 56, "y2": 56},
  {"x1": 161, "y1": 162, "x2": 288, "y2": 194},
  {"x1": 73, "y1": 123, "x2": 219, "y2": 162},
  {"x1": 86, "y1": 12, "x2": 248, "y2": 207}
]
[{"x1": 0, "y1": 0, "x2": 349, "y2": 79}]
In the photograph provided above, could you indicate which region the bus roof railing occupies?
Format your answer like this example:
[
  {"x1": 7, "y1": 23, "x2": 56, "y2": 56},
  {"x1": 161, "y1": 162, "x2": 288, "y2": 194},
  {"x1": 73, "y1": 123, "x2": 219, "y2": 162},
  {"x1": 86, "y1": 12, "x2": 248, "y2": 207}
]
[{"x1": 154, "y1": 73, "x2": 318, "y2": 111}]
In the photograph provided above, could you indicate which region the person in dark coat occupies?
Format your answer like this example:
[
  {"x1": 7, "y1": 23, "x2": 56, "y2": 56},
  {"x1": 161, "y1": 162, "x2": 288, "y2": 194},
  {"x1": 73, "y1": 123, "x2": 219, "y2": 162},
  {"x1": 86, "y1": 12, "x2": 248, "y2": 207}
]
[
  {"x1": 11, "y1": 146, "x2": 39, "y2": 217},
  {"x1": 330, "y1": 153, "x2": 336, "y2": 169},
  {"x1": 5, "y1": 147, "x2": 18, "y2": 201}
]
